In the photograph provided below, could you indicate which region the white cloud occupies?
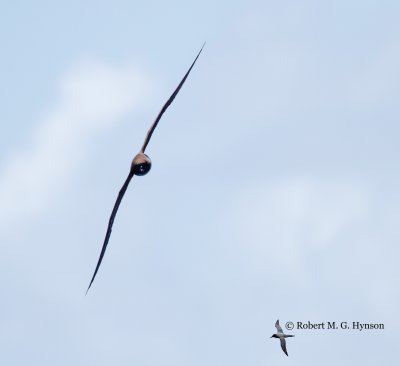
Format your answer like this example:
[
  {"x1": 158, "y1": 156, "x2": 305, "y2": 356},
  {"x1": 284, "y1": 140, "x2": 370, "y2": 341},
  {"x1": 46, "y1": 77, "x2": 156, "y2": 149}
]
[
  {"x1": 226, "y1": 177, "x2": 400, "y2": 318},
  {"x1": 0, "y1": 60, "x2": 154, "y2": 233},
  {"x1": 227, "y1": 177, "x2": 370, "y2": 282}
]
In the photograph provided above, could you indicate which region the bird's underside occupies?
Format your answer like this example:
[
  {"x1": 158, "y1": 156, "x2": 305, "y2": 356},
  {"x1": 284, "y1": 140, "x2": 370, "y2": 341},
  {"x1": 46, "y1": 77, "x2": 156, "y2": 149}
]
[
  {"x1": 272, "y1": 320, "x2": 294, "y2": 356},
  {"x1": 86, "y1": 44, "x2": 204, "y2": 293}
]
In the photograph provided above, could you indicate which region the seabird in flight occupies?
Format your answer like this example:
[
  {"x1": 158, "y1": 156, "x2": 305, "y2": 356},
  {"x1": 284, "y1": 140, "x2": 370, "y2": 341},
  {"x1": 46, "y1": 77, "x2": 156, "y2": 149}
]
[
  {"x1": 270, "y1": 319, "x2": 295, "y2": 356},
  {"x1": 86, "y1": 44, "x2": 204, "y2": 293}
]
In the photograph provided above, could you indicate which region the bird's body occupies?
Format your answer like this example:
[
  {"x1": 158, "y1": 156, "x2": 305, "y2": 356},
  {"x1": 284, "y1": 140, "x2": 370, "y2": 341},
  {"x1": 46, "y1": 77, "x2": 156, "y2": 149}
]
[
  {"x1": 86, "y1": 44, "x2": 204, "y2": 293},
  {"x1": 131, "y1": 153, "x2": 152, "y2": 176},
  {"x1": 271, "y1": 320, "x2": 294, "y2": 356}
]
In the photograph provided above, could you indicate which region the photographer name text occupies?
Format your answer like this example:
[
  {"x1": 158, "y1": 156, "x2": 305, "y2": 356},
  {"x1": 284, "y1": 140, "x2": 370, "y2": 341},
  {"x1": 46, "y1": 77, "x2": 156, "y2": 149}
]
[{"x1": 285, "y1": 321, "x2": 384, "y2": 331}]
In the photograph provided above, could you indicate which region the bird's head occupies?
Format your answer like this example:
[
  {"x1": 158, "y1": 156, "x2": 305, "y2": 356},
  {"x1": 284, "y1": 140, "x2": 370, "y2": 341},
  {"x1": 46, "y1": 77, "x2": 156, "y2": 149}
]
[
  {"x1": 131, "y1": 153, "x2": 152, "y2": 176},
  {"x1": 270, "y1": 334, "x2": 278, "y2": 338}
]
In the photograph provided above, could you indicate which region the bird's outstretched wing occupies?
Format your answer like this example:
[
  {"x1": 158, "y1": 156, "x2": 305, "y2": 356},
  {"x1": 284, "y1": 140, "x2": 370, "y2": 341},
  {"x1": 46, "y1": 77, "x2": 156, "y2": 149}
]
[
  {"x1": 275, "y1": 319, "x2": 284, "y2": 334},
  {"x1": 86, "y1": 171, "x2": 134, "y2": 293},
  {"x1": 86, "y1": 44, "x2": 204, "y2": 293},
  {"x1": 140, "y1": 43, "x2": 205, "y2": 153},
  {"x1": 280, "y1": 337, "x2": 289, "y2": 356}
]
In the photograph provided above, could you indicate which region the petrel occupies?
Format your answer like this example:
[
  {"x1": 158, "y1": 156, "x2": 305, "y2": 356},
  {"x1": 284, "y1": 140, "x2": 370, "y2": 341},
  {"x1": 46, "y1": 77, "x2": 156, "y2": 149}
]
[
  {"x1": 270, "y1": 319, "x2": 295, "y2": 356},
  {"x1": 86, "y1": 44, "x2": 204, "y2": 293}
]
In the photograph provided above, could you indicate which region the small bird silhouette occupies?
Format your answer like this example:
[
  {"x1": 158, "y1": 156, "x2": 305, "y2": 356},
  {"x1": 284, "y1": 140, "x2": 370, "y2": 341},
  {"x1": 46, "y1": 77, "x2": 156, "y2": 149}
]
[
  {"x1": 270, "y1": 319, "x2": 295, "y2": 356},
  {"x1": 86, "y1": 44, "x2": 204, "y2": 293}
]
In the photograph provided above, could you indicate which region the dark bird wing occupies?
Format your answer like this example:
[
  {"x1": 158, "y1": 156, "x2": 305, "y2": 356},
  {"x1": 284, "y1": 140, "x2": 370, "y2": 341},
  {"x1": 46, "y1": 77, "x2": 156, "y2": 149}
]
[
  {"x1": 140, "y1": 43, "x2": 205, "y2": 153},
  {"x1": 86, "y1": 171, "x2": 134, "y2": 293},
  {"x1": 280, "y1": 337, "x2": 289, "y2": 356},
  {"x1": 275, "y1": 319, "x2": 284, "y2": 334},
  {"x1": 86, "y1": 44, "x2": 204, "y2": 293}
]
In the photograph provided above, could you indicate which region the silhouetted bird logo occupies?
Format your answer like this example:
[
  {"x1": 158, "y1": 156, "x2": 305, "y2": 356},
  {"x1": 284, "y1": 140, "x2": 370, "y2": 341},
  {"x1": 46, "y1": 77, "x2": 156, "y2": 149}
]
[
  {"x1": 86, "y1": 44, "x2": 204, "y2": 293},
  {"x1": 270, "y1": 319, "x2": 295, "y2": 356}
]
